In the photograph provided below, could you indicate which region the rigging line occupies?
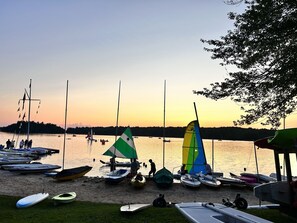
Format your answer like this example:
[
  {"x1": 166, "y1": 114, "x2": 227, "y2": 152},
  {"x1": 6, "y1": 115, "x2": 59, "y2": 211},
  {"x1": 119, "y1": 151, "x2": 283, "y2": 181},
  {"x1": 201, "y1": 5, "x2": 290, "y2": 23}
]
[{"x1": 245, "y1": 143, "x2": 253, "y2": 172}]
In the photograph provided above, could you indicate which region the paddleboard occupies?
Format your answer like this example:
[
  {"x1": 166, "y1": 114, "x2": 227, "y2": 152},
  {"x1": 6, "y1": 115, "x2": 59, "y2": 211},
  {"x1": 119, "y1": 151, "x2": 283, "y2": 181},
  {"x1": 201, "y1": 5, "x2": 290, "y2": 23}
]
[
  {"x1": 120, "y1": 203, "x2": 152, "y2": 213},
  {"x1": 16, "y1": 192, "x2": 49, "y2": 208},
  {"x1": 52, "y1": 192, "x2": 76, "y2": 204}
]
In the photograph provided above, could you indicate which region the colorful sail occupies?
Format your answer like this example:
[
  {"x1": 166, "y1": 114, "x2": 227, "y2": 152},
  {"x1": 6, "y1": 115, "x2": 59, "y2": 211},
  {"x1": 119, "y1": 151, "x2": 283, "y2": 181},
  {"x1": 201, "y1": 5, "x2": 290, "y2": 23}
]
[
  {"x1": 182, "y1": 120, "x2": 207, "y2": 174},
  {"x1": 103, "y1": 127, "x2": 138, "y2": 159}
]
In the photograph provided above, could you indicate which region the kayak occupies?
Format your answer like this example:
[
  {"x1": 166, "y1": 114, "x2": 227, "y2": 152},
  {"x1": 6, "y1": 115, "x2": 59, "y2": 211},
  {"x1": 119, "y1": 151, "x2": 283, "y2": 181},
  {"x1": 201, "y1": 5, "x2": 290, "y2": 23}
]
[{"x1": 52, "y1": 192, "x2": 76, "y2": 204}]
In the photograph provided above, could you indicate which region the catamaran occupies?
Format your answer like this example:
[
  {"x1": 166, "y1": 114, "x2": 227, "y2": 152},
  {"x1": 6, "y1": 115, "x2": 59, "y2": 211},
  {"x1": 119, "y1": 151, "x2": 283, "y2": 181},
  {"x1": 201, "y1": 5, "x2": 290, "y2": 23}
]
[{"x1": 179, "y1": 103, "x2": 221, "y2": 188}]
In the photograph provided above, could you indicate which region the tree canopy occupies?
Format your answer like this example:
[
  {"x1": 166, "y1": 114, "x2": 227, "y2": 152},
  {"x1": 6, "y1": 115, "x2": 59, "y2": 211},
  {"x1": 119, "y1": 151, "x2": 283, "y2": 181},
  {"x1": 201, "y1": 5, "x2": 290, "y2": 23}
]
[{"x1": 195, "y1": 0, "x2": 297, "y2": 128}]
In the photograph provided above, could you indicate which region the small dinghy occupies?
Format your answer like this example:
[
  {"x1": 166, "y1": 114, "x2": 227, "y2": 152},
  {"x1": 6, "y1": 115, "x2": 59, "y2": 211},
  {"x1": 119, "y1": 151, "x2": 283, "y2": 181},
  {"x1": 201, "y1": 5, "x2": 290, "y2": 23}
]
[
  {"x1": 180, "y1": 174, "x2": 201, "y2": 188},
  {"x1": 53, "y1": 165, "x2": 92, "y2": 181},
  {"x1": 52, "y1": 192, "x2": 76, "y2": 204},
  {"x1": 104, "y1": 168, "x2": 130, "y2": 184},
  {"x1": 16, "y1": 192, "x2": 49, "y2": 208},
  {"x1": 131, "y1": 172, "x2": 146, "y2": 188},
  {"x1": 197, "y1": 173, "x2": 221, "y2": 188}
]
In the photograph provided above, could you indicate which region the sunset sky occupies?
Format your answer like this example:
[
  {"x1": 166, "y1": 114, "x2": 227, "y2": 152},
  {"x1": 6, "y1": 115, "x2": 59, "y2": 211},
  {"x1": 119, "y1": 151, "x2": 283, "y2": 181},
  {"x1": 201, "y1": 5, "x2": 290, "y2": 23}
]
[{"x1": 1, "y1": 1, "x2": 296, "y2": 129}]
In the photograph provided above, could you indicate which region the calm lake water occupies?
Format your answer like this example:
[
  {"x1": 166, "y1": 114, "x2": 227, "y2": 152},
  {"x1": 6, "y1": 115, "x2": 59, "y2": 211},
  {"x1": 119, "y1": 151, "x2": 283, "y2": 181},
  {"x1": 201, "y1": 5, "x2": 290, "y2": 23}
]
[{"x1": 1, "y1": 132, "x2": 296, "y2": 177}]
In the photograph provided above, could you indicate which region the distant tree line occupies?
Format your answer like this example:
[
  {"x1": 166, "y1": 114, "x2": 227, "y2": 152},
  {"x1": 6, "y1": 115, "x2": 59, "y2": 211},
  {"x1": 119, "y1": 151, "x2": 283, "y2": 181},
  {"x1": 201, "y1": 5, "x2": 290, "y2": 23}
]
[
  {"x1": 0, "y1": 121, "x2": 65, "y2": 134},
  {"x1": 0, "y1": 121, "x2": 275, "y2": 141}
]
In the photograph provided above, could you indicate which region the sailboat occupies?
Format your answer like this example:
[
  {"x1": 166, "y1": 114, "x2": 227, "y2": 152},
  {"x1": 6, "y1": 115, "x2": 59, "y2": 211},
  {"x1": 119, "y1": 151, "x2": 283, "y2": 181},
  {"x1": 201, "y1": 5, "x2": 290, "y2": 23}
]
[
  {"x1": 4, "y1": 79, "x2": 57, "y2": 156},
  {"x1": 86, "y1": 128, "x2": 97, "y2": 142},
  {"x1": 103, "y1": 127, "x2": 138, "y2": 184},
  {"x1": 153, "y1": 80, "x2": 174, "y2": 188},
  {"x1": 101, "y1": 81, "x2": 139, "y2": 184},
  {"x1": 53, "y1": 80, "x2": 92, "y2": 181},
  {"x1": 180, "y1": 103, "x2": 221, "y2": 188}
]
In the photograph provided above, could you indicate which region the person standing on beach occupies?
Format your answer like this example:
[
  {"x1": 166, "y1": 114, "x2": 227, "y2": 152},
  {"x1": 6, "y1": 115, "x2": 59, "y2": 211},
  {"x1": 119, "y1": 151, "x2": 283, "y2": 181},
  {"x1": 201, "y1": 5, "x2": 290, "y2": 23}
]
[
  {"x1": 205, "y1": 163, "x2": 212, "y2": 175},
  {"x1": 110, "y1": 157, "x2": 116, "y2": 172},
  {"x1": 19, "y1": 139, "x2": 24, "y2": 148},
  {"x1": 28, "y1": 139, "x2": 32, "y2": 148},
  {"x1": 24, "y1": 139, "x2": 28, "y2": 148},
  {"x1": 148, "y1": 159, "x2": 156, "y2": 178},
  {"x1": 6, "y1": 139, "x2": 11, "y2": 149}
]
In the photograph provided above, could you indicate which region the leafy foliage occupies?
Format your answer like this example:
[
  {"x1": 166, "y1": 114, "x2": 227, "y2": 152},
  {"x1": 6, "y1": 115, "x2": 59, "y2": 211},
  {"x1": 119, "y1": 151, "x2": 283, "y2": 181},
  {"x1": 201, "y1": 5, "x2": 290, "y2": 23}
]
[{"x1": 195, "y1": 0, "x2": 297, "y2": 128}]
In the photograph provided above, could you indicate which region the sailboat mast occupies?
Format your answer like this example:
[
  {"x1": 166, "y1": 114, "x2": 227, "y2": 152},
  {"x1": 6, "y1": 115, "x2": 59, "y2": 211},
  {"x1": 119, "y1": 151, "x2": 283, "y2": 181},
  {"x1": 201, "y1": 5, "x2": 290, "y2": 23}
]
[
  {"x1": 62, "y1": 80, "x2": 69, "y2": 170},
  {"x1": 115, "y1": 81, "x2": 121, "y2": 142},
  {"x1": 193, "y1": 102, "x2": 207, "y2": 165},
  {"x1": 162, "y1": 80, "x2": 166, "y2": 168},
  {"x1": 27, "y1": 79, "x2": 32, "y2": 141}
]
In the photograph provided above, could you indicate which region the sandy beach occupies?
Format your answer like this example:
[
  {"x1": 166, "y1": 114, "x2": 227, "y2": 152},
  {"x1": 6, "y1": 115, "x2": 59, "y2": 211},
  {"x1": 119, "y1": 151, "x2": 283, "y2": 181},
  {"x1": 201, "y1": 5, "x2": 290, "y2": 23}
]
[{"x1": 0, "y1": 170, "x2": 267, "y2": 206}]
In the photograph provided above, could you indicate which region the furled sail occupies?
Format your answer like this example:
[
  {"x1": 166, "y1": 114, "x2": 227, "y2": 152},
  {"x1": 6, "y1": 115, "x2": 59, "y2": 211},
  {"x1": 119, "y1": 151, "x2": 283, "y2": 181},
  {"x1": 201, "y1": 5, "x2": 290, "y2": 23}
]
[
  {"x1": 103, "y1": 127, "x2": 138, "y2": 159},
  {"x1": 182, "y1": 120, "x2": 207, "y2": 174}
]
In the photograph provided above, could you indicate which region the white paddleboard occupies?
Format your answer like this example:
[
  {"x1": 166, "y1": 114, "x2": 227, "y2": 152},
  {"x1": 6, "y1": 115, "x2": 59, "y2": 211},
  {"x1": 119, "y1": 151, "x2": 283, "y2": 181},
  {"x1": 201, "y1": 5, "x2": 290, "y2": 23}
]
[
  {"x1": 120, "y1": 203, "x2": 152, "y2": 212},
  {"x1": 16, "y1": 192, "x2": 49, "y2": 208}
]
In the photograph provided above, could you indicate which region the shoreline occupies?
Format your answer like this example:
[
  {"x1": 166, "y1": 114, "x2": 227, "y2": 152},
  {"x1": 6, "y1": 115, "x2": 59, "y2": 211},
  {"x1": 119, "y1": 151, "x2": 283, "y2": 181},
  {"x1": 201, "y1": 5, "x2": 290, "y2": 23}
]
[{"x1": 0, "y1": 170, "x2": 267, "y2": 206}]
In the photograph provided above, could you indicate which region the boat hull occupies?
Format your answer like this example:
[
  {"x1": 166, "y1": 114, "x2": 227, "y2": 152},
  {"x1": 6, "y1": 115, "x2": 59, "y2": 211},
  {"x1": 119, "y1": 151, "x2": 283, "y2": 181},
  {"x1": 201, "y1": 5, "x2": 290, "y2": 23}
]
[
  {"x1": 131, "y1": 174, "x2": 146, "y2": 188},
  {"x1": 104, "y1": 169, "x2": 130, "y2": 184},
  {"x1": 153, "y1": 167, "x2": 174, "y2": 188},
  {"x1": 52, "y1": 192, "x2": 76, "y2": 204},
  {"x1": 180, "y1": 174, "x2": 201, "y2": 188},
  {"x1": 53, "y1": 166, "x2": 92, "y2": 181},
  {"x1": 175, "y1": 202, "x2": 273, "y2": 223},
  {"x1": 2, "y1": 163, "x2": 61, "y2": 174}
]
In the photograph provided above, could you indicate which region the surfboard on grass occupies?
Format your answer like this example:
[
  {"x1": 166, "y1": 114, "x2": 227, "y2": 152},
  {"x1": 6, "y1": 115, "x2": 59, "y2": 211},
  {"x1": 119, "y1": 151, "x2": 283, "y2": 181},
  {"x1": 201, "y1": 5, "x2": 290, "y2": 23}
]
[
  {"x1": 120, "y1": 203, "x2": 152, "y2": 213},
  {"x1": 16, "y1": 192, "x2": 49, "y2": 208}
]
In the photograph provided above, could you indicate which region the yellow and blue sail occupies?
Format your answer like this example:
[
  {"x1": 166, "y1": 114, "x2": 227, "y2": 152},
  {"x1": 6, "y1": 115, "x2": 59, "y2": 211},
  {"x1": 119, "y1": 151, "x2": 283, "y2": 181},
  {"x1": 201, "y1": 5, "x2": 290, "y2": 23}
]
[
  {"x1": 182, "y1": 120, "x2": 207, "y2": 174},
  {"x1": 103, "y1": 127, "x2": 138, "y2": 159}
]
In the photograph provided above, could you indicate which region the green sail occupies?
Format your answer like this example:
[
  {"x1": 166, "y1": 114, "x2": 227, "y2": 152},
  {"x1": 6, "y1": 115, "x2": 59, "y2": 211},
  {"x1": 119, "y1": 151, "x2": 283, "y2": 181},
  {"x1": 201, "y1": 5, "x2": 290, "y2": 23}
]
[{"x1": 103, "y1": 127, "x2": 138, "y2": 159}]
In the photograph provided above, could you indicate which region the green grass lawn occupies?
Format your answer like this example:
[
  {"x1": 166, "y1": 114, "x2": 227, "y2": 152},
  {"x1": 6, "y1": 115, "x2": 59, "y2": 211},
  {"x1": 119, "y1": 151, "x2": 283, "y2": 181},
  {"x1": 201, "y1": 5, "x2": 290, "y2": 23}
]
[{"x1": 0, "y1": 195, "x2": 295, "y2": 223}]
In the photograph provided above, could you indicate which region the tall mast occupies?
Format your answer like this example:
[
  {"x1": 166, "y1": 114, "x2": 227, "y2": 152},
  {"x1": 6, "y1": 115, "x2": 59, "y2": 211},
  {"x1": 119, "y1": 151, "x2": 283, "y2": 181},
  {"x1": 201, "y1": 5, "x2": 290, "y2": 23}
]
[
  {"x1": 162, "y1": 80, "x2": 166, "y2": 168},
  {"x1": 20, "y1": 79, "x2": 41, "y2": 141},
  {"x1": 115, "y1": 81, "x2": 121, "y2": 142},
  {"x1": 193, "y1": 102, "x2": 207, "y2": 165},
  {"x1": 62, "y1": 80, "x2": 69, "y2": 170},
  {"x1": 27, "y1": 79, "x2": 32, "y2": 141}
]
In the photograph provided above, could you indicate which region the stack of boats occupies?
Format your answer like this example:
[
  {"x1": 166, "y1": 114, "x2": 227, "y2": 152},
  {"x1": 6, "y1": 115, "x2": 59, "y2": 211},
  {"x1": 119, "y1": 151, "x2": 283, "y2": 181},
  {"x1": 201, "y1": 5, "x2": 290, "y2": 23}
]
[
  {"x1": 179, "y1": 171, "x2": 278, "y2": 190},
  {"x1": 0, "y1": 146, "x2": 60, "y2": 174}
]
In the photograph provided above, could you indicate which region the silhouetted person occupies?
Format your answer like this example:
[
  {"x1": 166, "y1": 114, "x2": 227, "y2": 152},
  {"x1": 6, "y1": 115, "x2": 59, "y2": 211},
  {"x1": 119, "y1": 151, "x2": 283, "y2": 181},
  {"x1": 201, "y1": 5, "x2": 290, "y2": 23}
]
[
  {"x1": 149, "y1": 159, "x2": 156, "y2": 178},
  {"x1": 205, "y1": 163, "x2": 212, "y2": 175},
  {"x1": 6, "y1": 139, "x2": 11, "y2": 149},
  {"x1": 28, "y1": 139, "x2": 32, "y2": 148},
  {"x1": 24, "y1": 139, "x2": 28, "y2": 148},
  {"x1": 110, "y1": 157, "x2": 116, "y2": 172},
  {"x1": 130, "y1": 158, "x2": 140, "y2": 177},
  {"x1": 19, "y1": 139, "x2": 24, "y2": 148}
]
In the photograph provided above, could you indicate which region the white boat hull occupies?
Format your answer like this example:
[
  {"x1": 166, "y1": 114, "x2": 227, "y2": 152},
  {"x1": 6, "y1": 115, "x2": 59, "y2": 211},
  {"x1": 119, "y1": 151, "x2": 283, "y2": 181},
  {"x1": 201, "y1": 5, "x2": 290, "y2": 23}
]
[
  {"x1": 175, "y1": 202, "x2": 272, "y2": 223},
  {"x1": 254, "y1": 181, "x2": 291, "y2": 205},
  {"x1": 180, "y1": 174, "x2": 201, "y2": 188}
]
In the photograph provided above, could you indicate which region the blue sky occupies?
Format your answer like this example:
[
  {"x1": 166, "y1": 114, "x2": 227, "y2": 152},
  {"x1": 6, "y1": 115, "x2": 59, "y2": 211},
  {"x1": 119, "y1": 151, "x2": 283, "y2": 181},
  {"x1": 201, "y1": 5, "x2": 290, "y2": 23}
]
[{"x1": 1, "y1": 1, "x2": 294, "y2": 128}]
